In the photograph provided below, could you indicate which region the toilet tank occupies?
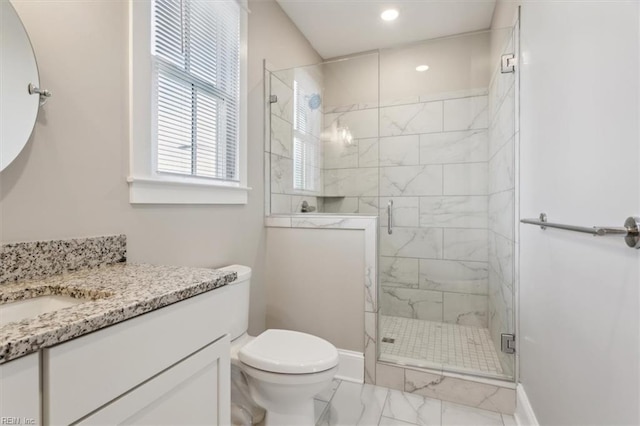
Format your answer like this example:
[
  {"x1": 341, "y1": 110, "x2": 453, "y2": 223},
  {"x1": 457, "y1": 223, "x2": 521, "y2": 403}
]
[{"x1": 218, "y1": 265, "x2": 252, "y2": 340}]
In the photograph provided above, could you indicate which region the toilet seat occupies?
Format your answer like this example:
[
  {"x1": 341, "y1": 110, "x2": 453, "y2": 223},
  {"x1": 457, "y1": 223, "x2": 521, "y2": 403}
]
[
  {"x1": 238, "y1": 329, "x2": 339, "y2": 374},
  {"x1": 241, "y1": 363, "x2": 339, "y2": 386}
]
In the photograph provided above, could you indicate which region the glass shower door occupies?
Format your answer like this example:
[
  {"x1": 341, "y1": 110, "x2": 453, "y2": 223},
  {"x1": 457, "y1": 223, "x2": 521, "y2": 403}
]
[{"x1": 377, "y1": 24, "x2": 519, "y2": 381}]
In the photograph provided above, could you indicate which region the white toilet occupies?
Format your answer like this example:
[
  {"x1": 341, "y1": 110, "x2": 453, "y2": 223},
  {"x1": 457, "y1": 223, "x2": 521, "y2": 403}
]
[{"x1": 220, "y1": 265, "x2": 339, "y2": 426}]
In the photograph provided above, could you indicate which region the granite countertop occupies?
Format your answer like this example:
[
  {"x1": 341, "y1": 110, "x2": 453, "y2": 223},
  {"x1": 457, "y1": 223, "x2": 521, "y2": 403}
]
[{"x1": 0, "y1": 263, "x2": 237, "y2": 364}]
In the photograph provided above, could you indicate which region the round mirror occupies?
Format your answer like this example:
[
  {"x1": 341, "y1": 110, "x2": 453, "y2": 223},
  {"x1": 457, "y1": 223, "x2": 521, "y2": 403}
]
[{"x1": 1, "y1": 0, "x2": 40, "y2": 171}]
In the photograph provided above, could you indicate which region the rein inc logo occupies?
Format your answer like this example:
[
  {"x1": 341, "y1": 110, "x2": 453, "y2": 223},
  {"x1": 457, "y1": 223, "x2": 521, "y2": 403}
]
[{"x1": 1, "y1": 418, "x2": 35, "y2": 425}]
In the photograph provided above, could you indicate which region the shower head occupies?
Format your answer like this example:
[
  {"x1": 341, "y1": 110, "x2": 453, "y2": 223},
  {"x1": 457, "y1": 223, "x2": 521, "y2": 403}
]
[{"x1": 308, "y1": 93, "x2": 322, "y2": 110}]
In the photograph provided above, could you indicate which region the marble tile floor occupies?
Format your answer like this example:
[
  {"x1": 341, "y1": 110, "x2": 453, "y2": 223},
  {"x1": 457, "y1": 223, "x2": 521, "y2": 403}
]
[
  {"x1": 313, "y1": 379, "x2": 516, "y2": 426},
  {"x1": 380, "y1": 315, "x2": 504, "y2": 377}
]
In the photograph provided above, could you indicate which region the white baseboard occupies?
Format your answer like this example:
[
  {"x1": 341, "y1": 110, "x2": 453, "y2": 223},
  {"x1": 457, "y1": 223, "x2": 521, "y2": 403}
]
[
  {"x1": 334, "y1": 349, "x2": 364, "y2": 384},
  {"x1": 515, "y1": 384, "x2": 539, "y2": 426}
]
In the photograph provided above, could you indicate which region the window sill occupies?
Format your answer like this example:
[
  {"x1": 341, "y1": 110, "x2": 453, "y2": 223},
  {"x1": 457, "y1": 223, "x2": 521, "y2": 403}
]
[{"x1": 127, "y1": 176, "x2": 251, "y2": 205}]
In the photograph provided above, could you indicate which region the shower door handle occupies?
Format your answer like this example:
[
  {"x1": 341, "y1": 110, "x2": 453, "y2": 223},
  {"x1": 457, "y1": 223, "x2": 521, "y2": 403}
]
[{"x1": 387, "y1": 200, "x2": 393, "y2": 234}]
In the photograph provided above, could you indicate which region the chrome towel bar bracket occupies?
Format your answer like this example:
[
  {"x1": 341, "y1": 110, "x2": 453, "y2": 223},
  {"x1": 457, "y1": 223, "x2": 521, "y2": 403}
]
[{"x1": 521, "y1": 213, "x2": 640, "y2": 249}]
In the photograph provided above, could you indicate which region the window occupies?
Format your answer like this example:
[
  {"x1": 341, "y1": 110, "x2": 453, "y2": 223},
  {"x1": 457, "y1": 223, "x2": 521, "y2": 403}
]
[
  {"x1": 153, "y1": 0, "x2": 239, "y2": 180},
  {"x1": 292, "y1": 72, "x2": 321, "y2": 194},
  {"x1": 129, "y1": 0, "x2": 248, "y2": 204}
]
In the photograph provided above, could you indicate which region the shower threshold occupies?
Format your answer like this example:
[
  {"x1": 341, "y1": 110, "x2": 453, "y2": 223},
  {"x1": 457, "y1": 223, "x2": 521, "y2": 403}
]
[{"x1": 379, "y1": 315, "x2": 511, "y2": 381}]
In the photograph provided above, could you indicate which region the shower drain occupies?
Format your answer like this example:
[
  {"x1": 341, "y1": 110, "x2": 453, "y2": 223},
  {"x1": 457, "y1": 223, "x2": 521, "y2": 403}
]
[{"x1": 381, "y1": 337, "x2": 395, "y2": 343}]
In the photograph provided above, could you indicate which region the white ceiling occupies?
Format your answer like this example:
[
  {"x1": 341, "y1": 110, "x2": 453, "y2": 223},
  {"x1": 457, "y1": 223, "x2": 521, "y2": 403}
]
[{"x1": 275, "y1": 0, "x2": 497, "y2": 59}]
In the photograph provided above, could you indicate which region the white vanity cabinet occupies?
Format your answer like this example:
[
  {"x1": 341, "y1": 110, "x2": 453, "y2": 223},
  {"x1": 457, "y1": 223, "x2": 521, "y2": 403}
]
[
  {"x1": 77, "y1": 336, "x2": 229, "y2": 425},
  {"x1": 0, "y1": 352, "x2": 40, "y2": 425},
  {"x1": 11, "y1": 287, "x2": 232, "y2": 426}
]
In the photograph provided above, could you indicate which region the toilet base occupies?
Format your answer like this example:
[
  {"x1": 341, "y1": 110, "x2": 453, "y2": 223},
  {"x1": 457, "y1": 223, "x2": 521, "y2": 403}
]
[
  {"x1": 240, "y1": 365, "x2": 338, "y2": 426},
  {"x1": 264, "y1": 399, "x2": 314, "y2": 426},
  {"x1": 230, "y1": 364, "x2": 266, "y2": 425}
]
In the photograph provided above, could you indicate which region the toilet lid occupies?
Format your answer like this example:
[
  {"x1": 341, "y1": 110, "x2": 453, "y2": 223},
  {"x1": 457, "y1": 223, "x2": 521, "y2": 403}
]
[{"x1": 238, "y1": 329, "x2": 339, "y2": 374}]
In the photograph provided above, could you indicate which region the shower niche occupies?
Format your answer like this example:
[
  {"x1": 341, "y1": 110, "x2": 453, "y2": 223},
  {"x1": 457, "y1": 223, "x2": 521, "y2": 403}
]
[{"x1": 265, "y1": 23, "x2": 519, "y2": 383}]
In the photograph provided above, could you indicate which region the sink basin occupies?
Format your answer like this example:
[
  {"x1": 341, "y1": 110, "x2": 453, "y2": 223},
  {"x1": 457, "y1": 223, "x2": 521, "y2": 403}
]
[{"x1": 0, "y1": 295, "x2": 89, "y2": 326}]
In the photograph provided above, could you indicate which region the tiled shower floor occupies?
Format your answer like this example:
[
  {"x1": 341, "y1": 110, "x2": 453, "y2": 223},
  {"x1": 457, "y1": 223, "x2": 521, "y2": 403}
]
[{"x1": 380, "y1": 315, "x2": 505, "y2": 377}]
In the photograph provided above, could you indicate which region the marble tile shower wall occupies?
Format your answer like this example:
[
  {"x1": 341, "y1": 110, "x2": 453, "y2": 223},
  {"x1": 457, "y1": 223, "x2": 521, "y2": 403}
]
[
  {"x1": 487, "y1": 28, "x2": 518, "y2": 378},
  {"x1": 322, "y1": 92, "x2": 491, "y2": 327},
  {"x1": 269, "y1": 72, "x2": 323, "y2": 214}
]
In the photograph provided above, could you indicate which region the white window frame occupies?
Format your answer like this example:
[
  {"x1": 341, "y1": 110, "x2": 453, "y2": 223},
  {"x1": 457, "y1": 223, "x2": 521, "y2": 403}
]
[{"x1": 128, "y1": 0, "x2": 249, "y2": 204}]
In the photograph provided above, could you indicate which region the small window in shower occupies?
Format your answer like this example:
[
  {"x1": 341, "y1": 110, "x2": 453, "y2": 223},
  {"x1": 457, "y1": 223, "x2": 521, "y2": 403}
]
[{"x1": 292, "y1": 73, "x2": 321, "y2": 193}]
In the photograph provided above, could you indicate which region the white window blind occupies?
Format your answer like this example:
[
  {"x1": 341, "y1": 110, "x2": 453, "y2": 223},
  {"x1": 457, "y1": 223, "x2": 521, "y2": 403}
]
[
  {"x1": 293, "y1": 80, "x2": 320, "y2": 192},
  {"x1": 152, "y1": 0, "x2": 240, "y2": 181}
]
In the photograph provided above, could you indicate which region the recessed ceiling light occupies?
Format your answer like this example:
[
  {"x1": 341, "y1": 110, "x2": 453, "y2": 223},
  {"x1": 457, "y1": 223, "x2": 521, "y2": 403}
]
[
  {"x1": 416, "y1": 65, "x2": 430, "y2": 72},
  {"x1": 381, "y1": 9, "x2": 399, "y2": 21}
]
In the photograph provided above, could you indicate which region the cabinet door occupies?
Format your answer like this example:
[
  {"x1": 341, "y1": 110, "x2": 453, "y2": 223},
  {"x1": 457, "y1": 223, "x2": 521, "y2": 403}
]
[
  {"x1": 79, "y1": 335, "x2": 230, "y2": 425},
  {"x1": 45, "y1": 287, "x2": 233, "y2": 425},
  {"x1": 0, "y1": 352, "x2": 40, "y2": 425}
]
